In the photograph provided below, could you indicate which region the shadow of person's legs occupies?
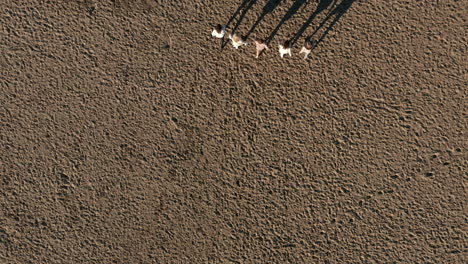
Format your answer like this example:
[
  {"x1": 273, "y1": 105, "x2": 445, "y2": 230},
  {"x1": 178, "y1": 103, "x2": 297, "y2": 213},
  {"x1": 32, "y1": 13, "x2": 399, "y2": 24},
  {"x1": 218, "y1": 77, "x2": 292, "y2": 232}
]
[
  {"x1": 290, "y1": 0, "x2": 336, "y2": 46},
  {"x1": 308, "y1": 0, "x2": 356, "y2": 48},
  {"x1": 265, "y1": 0, "x2": 310, "y2": 45},
  {"x1": 245, "y1": 0, "x2": 282, "y2": 40},
  {"x1": 225, "y1": 0, "x2": 254, "y2": 29},
  {"x1": 230, "y1": 0, "x2": 258, "y2": 35}
]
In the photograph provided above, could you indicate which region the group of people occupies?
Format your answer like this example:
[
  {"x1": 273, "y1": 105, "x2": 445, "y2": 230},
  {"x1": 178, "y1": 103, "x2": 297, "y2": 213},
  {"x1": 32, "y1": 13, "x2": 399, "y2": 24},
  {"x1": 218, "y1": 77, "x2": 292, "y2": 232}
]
[{"x1": 211, "y1": 24, "x2": 317, "y2": 59}]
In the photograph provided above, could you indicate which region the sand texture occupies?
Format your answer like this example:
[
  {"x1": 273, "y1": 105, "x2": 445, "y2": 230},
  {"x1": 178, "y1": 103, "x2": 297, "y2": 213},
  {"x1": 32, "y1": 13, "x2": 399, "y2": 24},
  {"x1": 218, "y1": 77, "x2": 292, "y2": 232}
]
[{"x1": 1, "y1": 0, "x2": 467, "y2": 263}]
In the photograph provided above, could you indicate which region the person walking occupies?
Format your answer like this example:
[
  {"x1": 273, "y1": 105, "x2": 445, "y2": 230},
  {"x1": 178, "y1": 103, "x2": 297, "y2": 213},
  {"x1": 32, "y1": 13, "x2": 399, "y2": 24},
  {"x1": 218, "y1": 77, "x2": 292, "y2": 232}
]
[
  {"x1": 279, "y1": 40, "x2": 292, "y2": 58},
  {"x1": 229, "y1": 33, "x2": 248, "y2": 49},
  {"x1": 254, "y1": 38, "x2": 269, "y2": 58},
  {"x1": 211, "y1": 24, "x2": 227, "y2": 38},
  {"x1": 299, "y1": 39, "x2": 316, "y2": 59}
]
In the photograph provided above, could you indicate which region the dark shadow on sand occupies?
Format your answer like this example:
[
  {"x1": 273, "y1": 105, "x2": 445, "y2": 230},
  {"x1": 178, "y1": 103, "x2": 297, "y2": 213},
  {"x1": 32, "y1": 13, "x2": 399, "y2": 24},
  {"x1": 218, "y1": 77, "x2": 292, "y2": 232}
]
[
  {"x1": 307, "y1": 0, "x2": 356, "y2": 48},
  {"x1": 289, "y1": 0, "x2": 337, "y2": 46},
  {"x1": 244, "y1": 0, "x2": 283, "y2": 40},
  {"x1": 265, "y1": 0, "x2": 311, "y2": 44}
]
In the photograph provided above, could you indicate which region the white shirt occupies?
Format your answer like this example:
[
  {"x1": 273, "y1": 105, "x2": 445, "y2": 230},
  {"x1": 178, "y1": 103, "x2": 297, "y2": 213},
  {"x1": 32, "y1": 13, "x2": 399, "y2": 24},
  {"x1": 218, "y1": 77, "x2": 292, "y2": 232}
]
[
  {"x1": 229, "y1": 34, "x2": 247, "y2": 49},
  {"x1": 211, "y1": 26, "x2": 226, "y2": 38},
  {"x1": 300, "y1": 47, "x2": 311, "y2": 59},
  {"x1": 279, "y1": 45, "x2": 292, "y2": 58}
]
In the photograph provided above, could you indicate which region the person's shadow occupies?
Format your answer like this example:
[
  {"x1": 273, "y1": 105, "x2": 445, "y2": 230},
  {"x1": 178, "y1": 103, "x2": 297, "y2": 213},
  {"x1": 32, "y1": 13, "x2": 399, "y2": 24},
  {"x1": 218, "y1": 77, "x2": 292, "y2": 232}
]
[
  {"x1": 305, "y1": 0, "x2": 356, "y2": 48},
  {"x1": 244, "y1": 0, "x2": 282, "y2": 40},
  {"x1": 289, "y1": 0, "x2": 337, "y2": 46},
  {"x1": 265, "y1": 0, "x2": 311, "y2": 44},
  {"x1": 222, "y1": 0, "x2": 258, "y2": 48}
]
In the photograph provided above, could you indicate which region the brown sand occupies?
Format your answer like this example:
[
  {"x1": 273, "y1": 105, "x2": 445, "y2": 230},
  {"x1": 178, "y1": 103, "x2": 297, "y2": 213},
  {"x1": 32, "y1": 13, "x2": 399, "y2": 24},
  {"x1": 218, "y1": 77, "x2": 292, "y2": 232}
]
[{"x1": 1, "y1": 0, "x2": 467, "y2": 263}]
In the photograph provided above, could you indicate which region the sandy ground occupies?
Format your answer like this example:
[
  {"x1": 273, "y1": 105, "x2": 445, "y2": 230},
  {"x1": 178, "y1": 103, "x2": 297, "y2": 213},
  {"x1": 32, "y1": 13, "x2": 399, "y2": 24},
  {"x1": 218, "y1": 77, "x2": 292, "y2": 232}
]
[{"x1": 1, "y1": 0, "x2": 467, "y2": 263}]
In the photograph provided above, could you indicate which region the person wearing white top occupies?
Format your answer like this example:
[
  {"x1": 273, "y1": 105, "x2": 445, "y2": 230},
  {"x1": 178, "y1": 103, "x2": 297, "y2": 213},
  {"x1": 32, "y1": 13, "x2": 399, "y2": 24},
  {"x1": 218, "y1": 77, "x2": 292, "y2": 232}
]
[
  {"x1": 279, "y1": 40, "x2": 292, "y2": 58},
  {"x1": 229, "y1": 33, "x2": 248, "y2": 49},
  {"x1": 211, "y1": 24, "x2": 226, "y2": 38},
  {"x1": 299, "y1": 39, "x2": 316, "y2": 59}
]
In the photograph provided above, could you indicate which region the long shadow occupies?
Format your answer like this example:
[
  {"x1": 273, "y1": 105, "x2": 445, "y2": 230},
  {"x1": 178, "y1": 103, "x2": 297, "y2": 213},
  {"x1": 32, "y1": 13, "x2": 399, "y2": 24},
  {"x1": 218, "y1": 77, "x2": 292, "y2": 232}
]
[
  {"x1": 244, "y1": 0, "x2": 282, "y2": 40},
  {"x1": 290, "y1": 0, "x2": 337, "y2": 46},
  {"x1": 308, "y1": 0, "x2": 356, "y2": 48},
  {"x1": 265, "y1": 0, "x2": 311, "y2": 44},
  {"x1": 222, "y1": 0, "x2": 258, "y2": 48},
  {"x1": 225, "y1": 0, "x2": 256, "y2": 29}
]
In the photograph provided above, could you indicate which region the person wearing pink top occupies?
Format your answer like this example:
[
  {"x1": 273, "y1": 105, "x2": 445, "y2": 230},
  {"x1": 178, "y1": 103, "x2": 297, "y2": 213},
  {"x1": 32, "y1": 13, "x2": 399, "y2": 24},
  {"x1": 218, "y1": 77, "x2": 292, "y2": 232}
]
[{"x1": 254, "y1": 38, "x2": 269, "y2": 58}]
